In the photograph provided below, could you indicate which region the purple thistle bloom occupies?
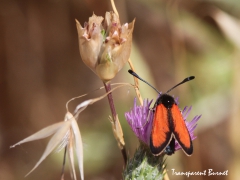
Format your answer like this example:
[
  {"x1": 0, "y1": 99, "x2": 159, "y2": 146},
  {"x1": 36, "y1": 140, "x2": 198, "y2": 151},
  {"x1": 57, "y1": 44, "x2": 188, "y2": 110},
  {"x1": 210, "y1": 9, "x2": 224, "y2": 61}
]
[
  {"x1": 125, "y1": 98, "x2": 154, "y2": 144},
  {"x1": 125, "y1": 98, "x2": 201, "y2": 153}
]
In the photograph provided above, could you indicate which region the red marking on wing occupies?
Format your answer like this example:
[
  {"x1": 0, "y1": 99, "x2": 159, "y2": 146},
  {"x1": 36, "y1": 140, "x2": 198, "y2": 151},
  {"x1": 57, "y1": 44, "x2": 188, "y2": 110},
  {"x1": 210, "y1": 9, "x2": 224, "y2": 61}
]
[
  {"x1": 171, "y1": 104, "x2": 193, "y2": 155},
  {"x1": 151, "y1": 104, "x2": 171, "y2": 148}
]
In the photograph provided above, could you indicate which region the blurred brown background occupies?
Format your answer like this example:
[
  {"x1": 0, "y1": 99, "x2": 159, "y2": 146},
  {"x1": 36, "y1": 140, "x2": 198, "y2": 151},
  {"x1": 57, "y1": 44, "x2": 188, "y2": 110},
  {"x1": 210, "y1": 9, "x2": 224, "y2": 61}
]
[{"x1": 0, "y1": 0, "x2": 239, "y2": 180}]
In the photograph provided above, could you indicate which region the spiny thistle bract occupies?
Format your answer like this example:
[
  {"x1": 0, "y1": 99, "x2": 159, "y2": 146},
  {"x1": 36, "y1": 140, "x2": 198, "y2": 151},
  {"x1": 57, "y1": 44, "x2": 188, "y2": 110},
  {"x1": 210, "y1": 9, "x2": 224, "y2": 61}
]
[{"x1": 123, "y1": 143, "x2": 165, "y2": 180}]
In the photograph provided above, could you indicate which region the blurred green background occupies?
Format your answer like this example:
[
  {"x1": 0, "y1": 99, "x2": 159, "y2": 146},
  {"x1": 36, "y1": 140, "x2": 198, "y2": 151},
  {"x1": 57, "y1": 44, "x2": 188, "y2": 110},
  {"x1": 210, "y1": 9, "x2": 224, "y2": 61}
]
[{"x1": 0, "y1": 0, "x2": 239, "y2": 180}]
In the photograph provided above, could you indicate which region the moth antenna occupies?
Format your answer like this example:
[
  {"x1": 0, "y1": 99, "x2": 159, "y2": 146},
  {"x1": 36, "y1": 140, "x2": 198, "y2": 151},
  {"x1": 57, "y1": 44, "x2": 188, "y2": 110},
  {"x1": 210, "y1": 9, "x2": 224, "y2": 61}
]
[
  {"x1": 128, "y1": 69, "x2": 195, "y2": 94},
  {"x1": 166, "y1": 76, "x2": 195, "y2": 94},
  {"x1": 128, "y1": 70, "x2": 160, "y2": 94}
]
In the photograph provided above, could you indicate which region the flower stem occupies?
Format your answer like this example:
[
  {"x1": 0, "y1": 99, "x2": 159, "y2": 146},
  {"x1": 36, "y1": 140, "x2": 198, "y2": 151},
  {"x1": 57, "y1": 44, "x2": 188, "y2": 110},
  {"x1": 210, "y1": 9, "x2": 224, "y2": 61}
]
[
  {"x1": 128, "y1": 58, "x2": 143, "y2": 105},
  {"x1": 104, "y1": 82, "x2": 117, "y2": 119},
  {"x1": 104, "y1": 82, "x2": 127, "y2": 166},
  {"x1": 60, "y1": 146, "x2": 67, "y2": 180}
]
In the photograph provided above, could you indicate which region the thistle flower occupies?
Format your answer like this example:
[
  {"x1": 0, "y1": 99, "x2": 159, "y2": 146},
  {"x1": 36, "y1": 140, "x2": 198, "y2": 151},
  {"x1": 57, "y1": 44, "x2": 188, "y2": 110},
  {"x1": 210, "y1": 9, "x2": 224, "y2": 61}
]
[
  {"x1": 125, "y1": 98, "x2": 154, "y2": 145},
  {"x1": 76, "y1": 12, "x2": 135, "y2": 82},
  {"x1": 124, "y1": 98, "x2": 201, "y2": 179},
  {"x1": 125, "y1": 98, "x2": 201, "y2": 154}
]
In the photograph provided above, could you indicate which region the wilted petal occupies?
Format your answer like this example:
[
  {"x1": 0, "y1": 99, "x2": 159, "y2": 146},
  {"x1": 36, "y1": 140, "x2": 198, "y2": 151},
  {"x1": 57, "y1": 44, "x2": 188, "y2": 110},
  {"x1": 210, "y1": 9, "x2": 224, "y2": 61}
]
[
  {"x1": 68, "y1": 130, "x2": 77, "y2": 180},
  {"x1": 109, "y1": 24, "x2": 135, "y2": 72},
  {"x1": 25, "y1": 120, "x2": 71, "y2": 176},
  {"x1": 76, "y1": 14, "x2": 104, "y2": 72},
  {"x1": 97, "y1": 12, "x2": 135, "y2": 82},
  {"x1": 71, "y1": 116, "x2": 84, "y2": 180},
  {"x1": 10, "y1": 121, "x2": 65, "y2": 148},
  {"x1": 55, "y1": 130, "x2": 70, "y2": 153}
]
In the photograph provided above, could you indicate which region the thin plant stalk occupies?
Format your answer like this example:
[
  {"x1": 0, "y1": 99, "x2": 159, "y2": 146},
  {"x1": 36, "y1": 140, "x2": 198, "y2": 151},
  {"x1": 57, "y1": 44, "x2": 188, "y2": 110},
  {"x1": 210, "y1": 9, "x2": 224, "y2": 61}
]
[
  {"x1": 110, "y1": 0, "x2": 143, "y2": 106},
  {"x1": 103, "y1": 82, "x2": 127, "y2": 165},
  {"x1": 60, "y1": 146, "x2": 68, "y2": 180},
  {"x1": 110, "y1": 0, "x2": 119, "y2": 17},
  {"x1": 128, "y1": 58, "x2": 143, "y2": 105}
]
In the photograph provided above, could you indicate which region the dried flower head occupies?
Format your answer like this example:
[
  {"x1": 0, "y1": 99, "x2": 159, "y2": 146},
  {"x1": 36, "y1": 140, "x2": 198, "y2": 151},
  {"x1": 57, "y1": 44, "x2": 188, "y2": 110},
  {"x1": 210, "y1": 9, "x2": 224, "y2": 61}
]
[
  {"x1": 10, "y1": 84, "x2": 129, "y2": 180},
  {"x1": 10, "y1": 112, "x2": 84, "y2": 180},
  {"x1": 76, "y1": 12, "x2": 135, "y2": 82},
  {"x1": 125, "y1": 98, "x2": 201, "y2": 154}
]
